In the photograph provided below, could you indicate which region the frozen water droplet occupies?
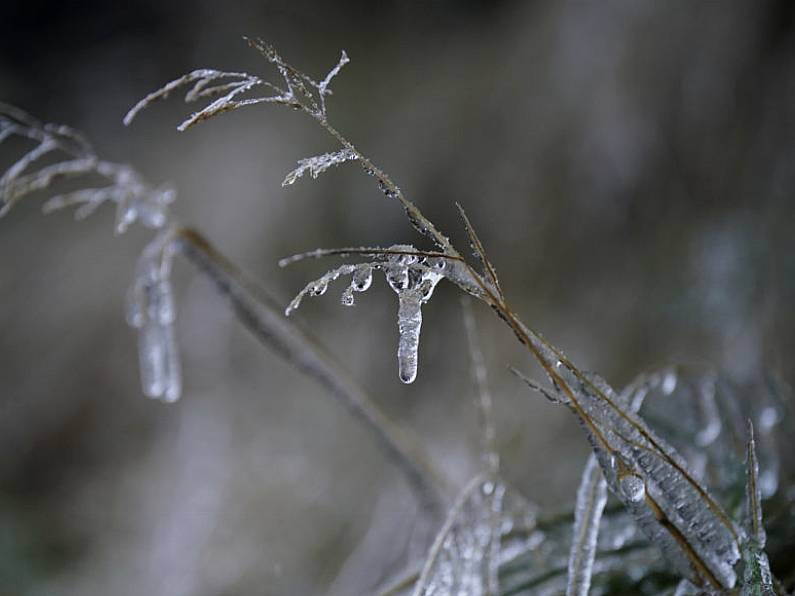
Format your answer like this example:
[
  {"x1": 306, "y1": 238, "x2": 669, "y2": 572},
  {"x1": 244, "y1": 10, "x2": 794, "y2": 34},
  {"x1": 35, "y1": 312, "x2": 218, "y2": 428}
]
[
  {"x1": 427, "y1": 256, "x2": 446, "y2": 271},
  {"x1": 620, "y1": 475, "x2": 645, "y2": 503},
  {"x1": 351, "y1": 264, "x2": 372, "y2": 292},
  {"x1": 662, "y1": 370, "x2": 678, "y2": 395},
  {"x1": 309, "y1": 280, "x2": 328, "y2": 296},
  {"x1": 340, "y1": 286, "x2": 355, "y2": 306},
  {"x1": 386, "y1": 264, "x2": 409, "y2": 292}
]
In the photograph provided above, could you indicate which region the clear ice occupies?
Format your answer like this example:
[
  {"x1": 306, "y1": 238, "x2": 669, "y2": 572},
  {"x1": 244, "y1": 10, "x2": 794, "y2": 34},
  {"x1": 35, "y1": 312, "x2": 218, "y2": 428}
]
[{"x1": 127, "y1": 232, "x2": 182, "y2": 402}]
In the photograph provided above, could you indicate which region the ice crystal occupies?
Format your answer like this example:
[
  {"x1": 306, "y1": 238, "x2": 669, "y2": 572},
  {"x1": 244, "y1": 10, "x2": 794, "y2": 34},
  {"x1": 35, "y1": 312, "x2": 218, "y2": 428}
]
[
  {"x1": 282, "y1": 245, "x2": 447, "y2": 383},
  {"x1": 0, "y1": 103, "x2": 175, "y2": 232},
  {"x1": 126, "y1": 231, "x2": 182, "y2": 402},
  {"x1": 282, "y1": 148, "x2": 358, "y2": 186},
  {"x1": 413, "y1": 475, "x2": 505, "y2": 596}
]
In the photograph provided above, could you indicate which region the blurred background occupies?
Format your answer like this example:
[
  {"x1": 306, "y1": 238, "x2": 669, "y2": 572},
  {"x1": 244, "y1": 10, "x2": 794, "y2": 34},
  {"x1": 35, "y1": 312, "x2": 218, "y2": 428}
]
[{"x1": 1, "y1": 1, "x2": 794, "y2": 594}]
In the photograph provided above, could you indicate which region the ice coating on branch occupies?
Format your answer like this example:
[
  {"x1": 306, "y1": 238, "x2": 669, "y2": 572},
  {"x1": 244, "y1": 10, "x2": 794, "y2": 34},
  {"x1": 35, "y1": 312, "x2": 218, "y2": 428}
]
[
  {"x1": 124, "y1": 39, "x2": 350, "y2": 130},
  {"x1": 283, "y1": 245, "x2": 445, "y2": 383},
  {"x1": 282, "y1": 148, "x2": 358, "y2": 186},
  {"x1": 127, "y1": 231, "x2": 182, "y2": 402},
  {"x1": 413, "y1": 475, "x2": 504, "y2": 596}
]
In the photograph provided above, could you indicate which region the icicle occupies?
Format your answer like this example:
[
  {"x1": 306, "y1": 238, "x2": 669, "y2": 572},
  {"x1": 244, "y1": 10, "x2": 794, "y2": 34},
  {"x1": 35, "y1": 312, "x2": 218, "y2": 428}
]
[
  {"x1": 397, "y1": 288, "x2": 423, "y2": 384},
  {"x1": 128, "y1": 231, "x2": 182, "y2": 402}
]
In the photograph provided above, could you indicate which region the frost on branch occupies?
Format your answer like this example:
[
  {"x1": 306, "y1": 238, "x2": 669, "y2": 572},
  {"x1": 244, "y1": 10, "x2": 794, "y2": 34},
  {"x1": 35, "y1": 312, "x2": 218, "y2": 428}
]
[
  {"x1": 282, "y1": 148, "x2": 358, "y2": 186},
  {"x1": 0, "y1": 103, "x2": 174, "y2": 233},
  {"x1": 282, "y1": 245, "x2": 454, "y2": 384},
  {"x1": 126, "y1": 230, "x2": 182, "y2": 402},
  {"x1": 124, "y1": 38, "x2": 349, "y2": 130}
]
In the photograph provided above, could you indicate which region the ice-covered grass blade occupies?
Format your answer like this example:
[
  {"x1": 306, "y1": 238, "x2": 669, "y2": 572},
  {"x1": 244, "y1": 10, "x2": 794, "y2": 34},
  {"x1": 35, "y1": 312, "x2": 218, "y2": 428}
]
[
  {"x1": 566, "y1": 455, "x2": 608, "y2": 596},
  {"x1": 740, "y1": 421, "x2": 776, "y2": 595},
  {"x1": 507, "y1": 320, "x2": 742, "y2": 591},
  {"x1": 413, "y1": 475, "x2": 504, "y2": 596}
]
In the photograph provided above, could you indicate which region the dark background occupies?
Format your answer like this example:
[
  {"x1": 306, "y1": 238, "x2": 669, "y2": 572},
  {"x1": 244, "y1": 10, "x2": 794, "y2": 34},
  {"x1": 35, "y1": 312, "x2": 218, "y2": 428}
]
[{"x1": 1, "y1": 1, "x2": 794, "y2": 594}]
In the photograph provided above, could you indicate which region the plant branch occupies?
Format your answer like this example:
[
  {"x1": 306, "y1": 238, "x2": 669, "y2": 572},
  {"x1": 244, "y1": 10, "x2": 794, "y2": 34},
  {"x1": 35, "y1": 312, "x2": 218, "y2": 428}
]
[{"x1": 174, "y1": 227, "x2": 451, "y2": 515}]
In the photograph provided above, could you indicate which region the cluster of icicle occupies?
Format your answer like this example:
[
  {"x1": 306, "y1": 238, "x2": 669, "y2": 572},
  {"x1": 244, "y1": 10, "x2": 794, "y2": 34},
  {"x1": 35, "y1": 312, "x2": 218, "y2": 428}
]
[
  {"x1": 0, "y1": 103, "x2": 183, "y2": 402},
  {"x1": 281, "y1": 245, "x2": 458, "y2": 384},
  {"x1": 384, "y1": 368, "x2": 789, "y2": 596}
]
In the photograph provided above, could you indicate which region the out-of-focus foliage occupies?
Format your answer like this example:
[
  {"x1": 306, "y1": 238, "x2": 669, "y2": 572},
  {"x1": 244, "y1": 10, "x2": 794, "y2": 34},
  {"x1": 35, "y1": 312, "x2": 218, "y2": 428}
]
[{"x1": 1, "y1": 1, "x2": 795, "y2": 595}]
